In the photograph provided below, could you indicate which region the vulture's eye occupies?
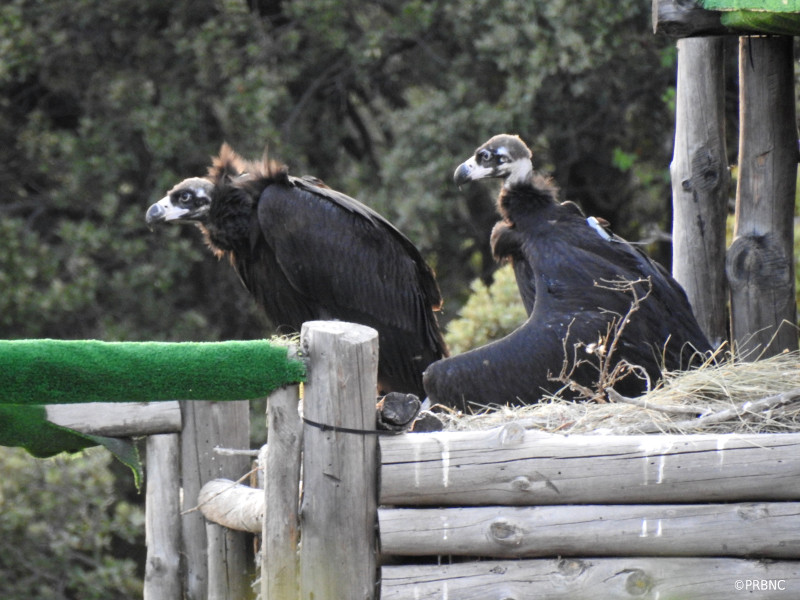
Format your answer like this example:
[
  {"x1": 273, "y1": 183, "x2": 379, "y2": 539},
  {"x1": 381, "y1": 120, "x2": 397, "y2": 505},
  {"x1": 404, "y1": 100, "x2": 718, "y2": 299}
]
[
  {"x1": 177, "y1": 191, "x2": 194, "y2": 204},
  {"x1": 477, "y1": 149, "x2": 492, "y2": 163}
]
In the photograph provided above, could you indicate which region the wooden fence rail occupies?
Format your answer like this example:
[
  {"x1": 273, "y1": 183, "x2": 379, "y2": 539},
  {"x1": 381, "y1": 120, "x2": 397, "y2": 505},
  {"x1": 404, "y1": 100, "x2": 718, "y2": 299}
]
[
  {"x1": 40, "y1": 321, "x2": 800, "y2": 599},
  {"x1": 182, "y1": 322, "x2": 800, "y2": 600}
]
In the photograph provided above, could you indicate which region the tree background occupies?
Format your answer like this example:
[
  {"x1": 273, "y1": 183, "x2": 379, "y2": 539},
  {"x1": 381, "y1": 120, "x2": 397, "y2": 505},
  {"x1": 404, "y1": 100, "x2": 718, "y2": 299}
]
[{"x1": 0, "y1": 0, "x2": 728, "y2": 596}]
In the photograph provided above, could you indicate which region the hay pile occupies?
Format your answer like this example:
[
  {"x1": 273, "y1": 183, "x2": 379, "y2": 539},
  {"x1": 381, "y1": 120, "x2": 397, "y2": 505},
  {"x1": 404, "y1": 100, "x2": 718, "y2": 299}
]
[{"x1": 436, "y1": 351, "x2": 800, "y2": 435}]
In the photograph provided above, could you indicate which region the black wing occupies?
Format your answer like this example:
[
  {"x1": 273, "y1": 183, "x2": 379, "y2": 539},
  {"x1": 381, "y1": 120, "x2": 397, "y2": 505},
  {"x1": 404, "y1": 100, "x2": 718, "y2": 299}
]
[{"x1": 254, "y1": 177, "x2": 446, "y2": 395}]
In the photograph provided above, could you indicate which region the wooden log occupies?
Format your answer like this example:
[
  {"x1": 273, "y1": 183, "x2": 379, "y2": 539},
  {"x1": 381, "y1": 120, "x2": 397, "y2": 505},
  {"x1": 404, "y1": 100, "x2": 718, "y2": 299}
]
[
  {"x1": 379, "y1": 426, "x2": 800, "y2": 506},
  {"x1": 198, "y1": 479, "x2": 263, "y2": 533},
  {"x1": 144, "y1": 434, "x2": 182, "y2": 600},
  {"x1": 670, "y1": 36, "x2": 730, "y2": 347},
  {"x1": 180, "y1": 400, "x2": 253, "y2": 600},
  {"x1": 381, "y1": 557, "x2": 800, "y2": 600},
  {"x1": 379, "y1": 502, "x2": 800, "y2": 559},
  {"x1": 652, "y1": 0, "x2": 732, "y2": 37},
  {"x1": 299, "y1": 321, "x2": 380, "y2": 600},
  {"x1": 727, "y1": 35, "x2": 798, "y2": 358},
  {"x1": 263, "y1": 384, "x2": 303, "y2": 600},
  {"x1": 205, "y1": 521, "x2": 253, "y2": 600},
  {"x1": 46, "y1": 401, "x2": 181, "y2": 436}
]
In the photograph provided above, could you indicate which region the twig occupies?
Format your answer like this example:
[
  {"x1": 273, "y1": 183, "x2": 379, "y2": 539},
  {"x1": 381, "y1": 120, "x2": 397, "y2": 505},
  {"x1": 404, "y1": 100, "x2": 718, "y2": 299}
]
[
  {"x1": 550, "y1": 277, "x2": 653, "y2": 402},
  {"x1": 607, "y1": 388, "x2": 709, "y2": 416},
  {"x1": 603, "y1": 388, "x2": 800, "y2": 435}
]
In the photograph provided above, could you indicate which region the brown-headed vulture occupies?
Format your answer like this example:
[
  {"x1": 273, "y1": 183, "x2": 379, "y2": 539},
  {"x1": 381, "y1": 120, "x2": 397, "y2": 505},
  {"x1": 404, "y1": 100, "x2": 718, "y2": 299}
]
[
  {"x1": 146, "y1": 144, "x2": 447, "y2": 397},
  {"x1": 423, "y1": 134, "x2": 712, "y2": 412}
]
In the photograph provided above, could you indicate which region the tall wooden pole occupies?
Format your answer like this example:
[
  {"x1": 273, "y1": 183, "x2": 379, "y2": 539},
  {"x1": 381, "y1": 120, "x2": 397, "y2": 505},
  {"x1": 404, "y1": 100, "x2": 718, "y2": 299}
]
[
  {"x1": 181, "y1": 400, "x2": 253, "y2": 599},
  {"x1": 671, "y1": 36, "x2": 730, "y2": 347},
  {"x1": 144, "y1": 434, "x2": 182, "y2": 599},
  {"x1": 262, "y1": 383, "x2": 303, "y2": 600},
  {"x1": 299, "y1": 321, "x2": 379, "y2": 600},
  {"x1": 726, "y1": 36, "x2": 798, "y2": 358}
]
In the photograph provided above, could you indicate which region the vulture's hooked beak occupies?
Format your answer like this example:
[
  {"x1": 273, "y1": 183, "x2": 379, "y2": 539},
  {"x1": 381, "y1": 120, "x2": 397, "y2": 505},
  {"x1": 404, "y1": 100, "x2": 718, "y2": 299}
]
[
  {"x1": 145, "y1": 202, "x2": 167, "y2": 231},
  {"x1": 145, "y1": 195, "x2": 200, "y2": 230},
  {"x1": 453, "y1": 158, "x2": 476, "y2": 188}
]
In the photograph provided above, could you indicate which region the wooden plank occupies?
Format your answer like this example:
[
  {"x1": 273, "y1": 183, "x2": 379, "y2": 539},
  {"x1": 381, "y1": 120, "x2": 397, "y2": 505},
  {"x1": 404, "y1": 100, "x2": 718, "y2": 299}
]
[
  {"x1": 144, "y1": 434, "x2": 182, "y2": 599},
  {"x1": 379, "y1": 503, "x2": 800, "y2": 559},
  {"x1": 180, "y1": 400, "x2": 253, "y2": 600},
  {"x1": 46, "y1": 401, "x2": 181, "y2": 436},
  {"x1": 381, "y1": 557, "x2": 800, "y2": 600},
  {"x1": 727, "y1": 36, "x2": 798, "y2": 359},
  {"x1": 653, "y1": 0, "x2": 800, "y2": 36},
  {"x1": 670, "y1": 37, "x2": 729, "y2": 347},
  {"x1": 652, "y1": 0, "x2": 733, "y2": 37},
  {"x1": 299, "y1": 321, "x2": 380, "y2": 600},
  {"x1": 379, "y1": 426, "x2": 800, "y2": 506},
  {"x1": 263, "y1": 384, "x2": 302, "y2": 600}
]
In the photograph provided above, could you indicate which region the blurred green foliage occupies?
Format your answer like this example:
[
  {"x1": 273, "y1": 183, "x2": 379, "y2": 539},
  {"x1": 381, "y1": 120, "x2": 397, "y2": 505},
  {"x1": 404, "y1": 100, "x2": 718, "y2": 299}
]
[
  {"x1": 0, "y1": 446, "x2": 143, "y2": 599},
  {"x1": 0, "y1": 0, "x2": 677, "y2": 343},
  {"x1": 445, "y1": 264, "x2": 528, "y2": 354}
]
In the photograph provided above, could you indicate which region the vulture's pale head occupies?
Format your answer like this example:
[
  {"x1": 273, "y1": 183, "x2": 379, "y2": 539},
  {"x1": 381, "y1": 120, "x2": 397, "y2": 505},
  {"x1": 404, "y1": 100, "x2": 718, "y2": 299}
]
[
  {"x1": 454, "y1": 134, "x2": 533, "y2": 189},
  {"x1": 145, "y1": 177, "x2": 214, "y2": 228}
]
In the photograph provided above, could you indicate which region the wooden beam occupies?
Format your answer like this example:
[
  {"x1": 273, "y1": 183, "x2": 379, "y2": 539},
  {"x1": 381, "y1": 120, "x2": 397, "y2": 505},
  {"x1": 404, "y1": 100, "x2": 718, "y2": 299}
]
[
  {"x1": 381, "y1": 557, "x2": 800, "y2": 600},
  {"x1": 299, "y1": 321, "x2": 380, "y2": 600},
  {"x1": 727, "y1": 35, "x2": 798, "y2": 358},
  {"x1": 45, "y1": 401, "x2": 181, "y2": 436},
  {"x1": 653, "y1": 0, "x2": 800, "y2": 36},
  {"x1": 263, "y1": 384, "x2": 302, "y2": 600},
  {"x1": 379, "y1": 502, "x2": 800, "y2": 558},
  {"x1": 670, "y1": 37, "x2": 730, "y2": 347},
  {"x1": 380, "y1": 426, "x2": 800, "y2": 505},
  {"x1": 653, "y1": 0, "x2": 732, "y2": 37}
]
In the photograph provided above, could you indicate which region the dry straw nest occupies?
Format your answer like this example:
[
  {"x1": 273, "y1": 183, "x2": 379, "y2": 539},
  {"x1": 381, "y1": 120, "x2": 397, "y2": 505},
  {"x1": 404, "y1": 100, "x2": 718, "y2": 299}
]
[{"x1": 436, "y1": 350, "x2": 800, "y2": 436}]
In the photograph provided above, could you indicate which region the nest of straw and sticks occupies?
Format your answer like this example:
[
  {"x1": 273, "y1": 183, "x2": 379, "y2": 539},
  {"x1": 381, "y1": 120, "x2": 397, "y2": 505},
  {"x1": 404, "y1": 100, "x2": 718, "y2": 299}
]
[{"x1": 435, "y1": 349, "x2": 800, "y2": 436}]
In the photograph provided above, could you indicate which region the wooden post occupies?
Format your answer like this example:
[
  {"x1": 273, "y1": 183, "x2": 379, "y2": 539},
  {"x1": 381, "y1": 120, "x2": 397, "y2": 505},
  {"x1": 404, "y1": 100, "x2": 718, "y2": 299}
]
[
  {"x1": 180, "y1": 400, "x2": 253, "y2": 600},
  {"x1": 671, "y1": 36, "x2": 730, "y2": 347},
  {"x1": 144, "y1": 434, "x2": 182, "y2": 599},
  {"x1": 263, "y1": 383, "x2": 303, "y2": 600},
  {"x1": 299, "y1": 321, "x2": 379, "y2": 600},
  {"x1": 727, "y1": 35, "x2": 798, "y2": 358}
]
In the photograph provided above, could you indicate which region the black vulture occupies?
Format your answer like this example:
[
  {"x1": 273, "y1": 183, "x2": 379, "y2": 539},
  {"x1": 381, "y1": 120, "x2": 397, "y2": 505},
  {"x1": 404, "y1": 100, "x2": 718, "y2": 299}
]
[
  {"x1": 423, "y1": 134, "x2": 712, "y2": 412},
  {"x1": 146, "y1": 144, "x2": 447, "y2": 398}
]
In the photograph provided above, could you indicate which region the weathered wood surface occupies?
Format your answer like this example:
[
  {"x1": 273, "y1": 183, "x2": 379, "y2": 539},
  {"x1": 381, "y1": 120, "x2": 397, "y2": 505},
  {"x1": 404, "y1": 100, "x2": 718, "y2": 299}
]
[
  {"x1": 299, "y1": 321, "x2": 380, "y2": 600},
  {"x1": 670, "y1": 37, "x2": 729, "y2": 347},
  {"x1": 198, "y1": 479, "x2": 263, "y2": 533},
  {"x1": 653, "y1": 0, "x2": 732, "y2": 37},
  {"x1": 180, "y1": 400, "x2": 253, "y2": 600},
  {"x1": 46, "y1": 401, "x2": 181, "y2": 436},
  {"x1": 727, "y1": 36, "x2": 798, "y2": 359},
  {"x1": 379, "y1": 503, "x2": 800, "y2": 559},
  {"x1": 381, "y1": 557, "x2": 800, "y2": 600},
  {"x1": 144, "y1": 434, "x2": 182, "y2": 600},
  {"x1": 263, "y1": 384, "x2": 303, "y2": 600},
  {"x1": 380, "y1": 426, "x2": 800, "y2": 506},
  {"x1": 653, "y1": 0, "x2": 800, "y2": 36}
]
